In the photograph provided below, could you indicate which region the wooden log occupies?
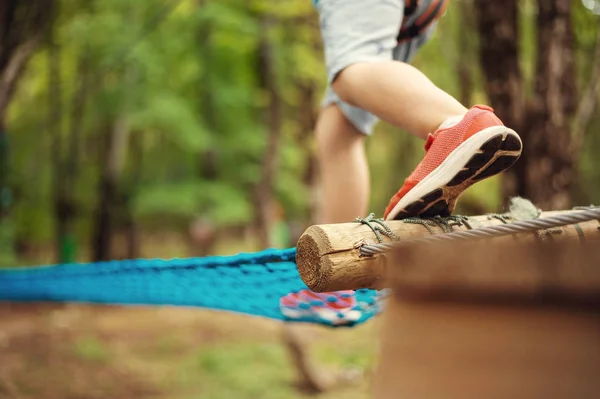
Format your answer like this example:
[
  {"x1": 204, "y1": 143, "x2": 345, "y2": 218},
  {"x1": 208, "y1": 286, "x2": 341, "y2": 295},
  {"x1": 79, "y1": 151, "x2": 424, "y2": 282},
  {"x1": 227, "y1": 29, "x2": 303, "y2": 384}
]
[
  {"x1": 296, "y1": 210, "x2": 600, "y2": 292},
  {"x1": 373, "y1": 237, "x2": 600, "y2": 399}
]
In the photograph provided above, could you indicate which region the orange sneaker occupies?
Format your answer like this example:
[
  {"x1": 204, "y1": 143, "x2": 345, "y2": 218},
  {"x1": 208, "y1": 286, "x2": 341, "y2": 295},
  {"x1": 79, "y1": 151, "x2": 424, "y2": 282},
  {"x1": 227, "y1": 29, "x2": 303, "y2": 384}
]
[{"x1": 384, "y1": 105, "x2": 522, "y2": 221}]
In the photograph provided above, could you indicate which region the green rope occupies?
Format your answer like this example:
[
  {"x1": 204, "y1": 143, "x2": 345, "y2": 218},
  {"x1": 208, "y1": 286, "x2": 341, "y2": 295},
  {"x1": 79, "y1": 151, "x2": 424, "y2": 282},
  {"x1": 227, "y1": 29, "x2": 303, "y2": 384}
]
[
  {"x1": 355, "y1": 213, "x2": 399, "y2": 243},
  {"x1": 486, "y1": 214, "x2": 511, "y2": 224},
  {"x1": 403, "y1": 215, "x2": 472, "y2": 235}
]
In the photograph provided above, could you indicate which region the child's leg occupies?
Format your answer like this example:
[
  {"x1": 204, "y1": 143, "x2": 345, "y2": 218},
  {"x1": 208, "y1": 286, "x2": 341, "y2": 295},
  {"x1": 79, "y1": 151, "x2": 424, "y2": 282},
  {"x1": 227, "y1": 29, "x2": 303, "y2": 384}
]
[
  {"x1": 315, "y1": 104, "x2": 369, "y2": 224},
  {"x1": 320, "y1": 0, "x2": 464, "y2": 139},
  {"x1": 314, "y1": 0, "x2": 404, "y2": 224},
  {"x1": 333, "y1": 61, "x2": 467, "y2": 139},
  {"x1": 318, "y1": 0, "x2": 522, "y2": 221}
]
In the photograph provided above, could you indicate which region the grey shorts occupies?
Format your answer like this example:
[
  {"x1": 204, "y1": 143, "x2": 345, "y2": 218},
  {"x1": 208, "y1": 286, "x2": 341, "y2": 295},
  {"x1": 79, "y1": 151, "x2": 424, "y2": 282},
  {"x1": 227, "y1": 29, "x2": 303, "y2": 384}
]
[{"x1": 316, "y1": 0, "x2": 448, "y2": 134}]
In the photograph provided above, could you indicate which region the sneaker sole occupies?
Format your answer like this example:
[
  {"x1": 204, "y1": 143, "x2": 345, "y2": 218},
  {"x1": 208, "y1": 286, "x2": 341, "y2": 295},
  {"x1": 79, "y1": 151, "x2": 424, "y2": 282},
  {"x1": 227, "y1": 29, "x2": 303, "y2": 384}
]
[
  {"x1": 386, "y1": 126, "x2": 522, "y2": 220},
  {"x1": 280, "y1": 306, "x2": 362, "y2": 325}
]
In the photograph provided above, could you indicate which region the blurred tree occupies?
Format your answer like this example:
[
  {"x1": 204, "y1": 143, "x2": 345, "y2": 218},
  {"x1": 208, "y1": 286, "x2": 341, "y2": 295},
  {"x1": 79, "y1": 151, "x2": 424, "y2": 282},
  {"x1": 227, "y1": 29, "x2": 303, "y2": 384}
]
[
  {"x1": 0, "y1": 0, "x2": 54, "y2": 265},
  {"x1": 474, "y1": 0, "x2": 526, "y2": 202},
  {"x1": 253, "y1": 15, "x2": 282, "y2": 249},
  {"x1": 475, "y1": 0, "x2": 599, "y2": 210},
  {"x1": 0, "y1": 1, "x2": 53, "y2": 129},
  {"x1": 48, "y1": 0, "x2": 82, "y2": 263}
]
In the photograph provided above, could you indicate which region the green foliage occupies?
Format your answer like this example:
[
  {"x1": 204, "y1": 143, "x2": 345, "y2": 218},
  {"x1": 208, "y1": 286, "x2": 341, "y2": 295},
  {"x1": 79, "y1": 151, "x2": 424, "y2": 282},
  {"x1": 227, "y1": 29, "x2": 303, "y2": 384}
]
[
  {"x1": 129, "y1": 95, "x2": 210, "y2": 152},
  {"x1": 4, "y1": 0, "x2": 600, "y2": 261},
  {"x1": 133, "y1": 180, "x2": 253, "y2": 226}
]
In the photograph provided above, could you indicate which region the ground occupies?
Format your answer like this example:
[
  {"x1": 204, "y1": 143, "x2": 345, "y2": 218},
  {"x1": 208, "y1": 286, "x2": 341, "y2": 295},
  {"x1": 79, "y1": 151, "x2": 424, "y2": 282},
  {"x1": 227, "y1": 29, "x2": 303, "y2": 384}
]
[{"x1": 0, "y1": 303, "x2": 378, "y2": 399}]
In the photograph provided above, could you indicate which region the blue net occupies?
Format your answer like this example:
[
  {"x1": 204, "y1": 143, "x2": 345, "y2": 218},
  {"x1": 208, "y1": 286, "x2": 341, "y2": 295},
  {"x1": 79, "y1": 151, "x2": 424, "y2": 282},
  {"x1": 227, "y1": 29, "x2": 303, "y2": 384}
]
[{"x1": 0, "y1": 248, "x2": 381, "y2": 327}]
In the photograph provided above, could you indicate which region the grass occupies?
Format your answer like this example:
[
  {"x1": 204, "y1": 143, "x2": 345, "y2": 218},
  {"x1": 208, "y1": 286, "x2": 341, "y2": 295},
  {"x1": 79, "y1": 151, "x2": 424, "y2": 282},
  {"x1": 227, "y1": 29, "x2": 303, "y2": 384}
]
[
  {"x1": 73, "y1": 336, "x2": 111, "y2": 362},
  {"x1": 0, "y1": 303, "x2": 378, "y2": 399}
]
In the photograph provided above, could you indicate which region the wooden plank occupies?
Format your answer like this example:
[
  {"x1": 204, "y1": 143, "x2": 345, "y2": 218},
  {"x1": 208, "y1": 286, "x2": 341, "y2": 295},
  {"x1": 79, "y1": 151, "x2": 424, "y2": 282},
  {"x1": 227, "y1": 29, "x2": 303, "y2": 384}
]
[
  {"x1": 296, "y1": 210, "x2": 600, "y2": 292},
  {"x1": 373, "y1": 238, "x2": 600, "y2": 399},
  {"x1": 388, "y1": 236, "x2": 600, "y2": 303},
  {"x1": 373, "y1": 298, "x2": 600, "y2": 399}
]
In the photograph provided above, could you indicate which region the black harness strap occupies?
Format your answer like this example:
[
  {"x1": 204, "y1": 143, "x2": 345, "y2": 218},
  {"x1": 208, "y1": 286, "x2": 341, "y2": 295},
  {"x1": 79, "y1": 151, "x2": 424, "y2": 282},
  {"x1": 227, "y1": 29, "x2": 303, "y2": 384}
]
[
  {"x1": 404, "y1": 0, "x2": 418, "y2": 17},
  {"x1": 397, "y1": 0, "x2": 447, "y2": 42}
]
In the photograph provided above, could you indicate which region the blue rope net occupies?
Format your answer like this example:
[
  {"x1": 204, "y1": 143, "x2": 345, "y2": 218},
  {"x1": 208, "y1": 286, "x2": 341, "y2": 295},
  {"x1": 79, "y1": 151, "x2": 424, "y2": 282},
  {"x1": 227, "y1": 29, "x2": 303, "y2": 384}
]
[{"x1": 0, "y1": 248, "x2": 381, "y2": 327}]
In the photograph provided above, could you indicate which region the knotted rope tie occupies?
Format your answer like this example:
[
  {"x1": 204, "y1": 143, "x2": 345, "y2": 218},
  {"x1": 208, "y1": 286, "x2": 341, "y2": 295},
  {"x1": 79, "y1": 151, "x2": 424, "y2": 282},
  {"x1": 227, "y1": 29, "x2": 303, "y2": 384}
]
[
  {"x1": 355, "y1": 213, "x2": 475, "y2": 246},
  {"x1": 487, "y1": 214, "x2": 511, "y2": 224},
  {"x1": 403, "y1": 215, "x2": 474, "y2": 234},
  {"x1": 355, "y1": 213, "x2": 398, "y2": 243}
]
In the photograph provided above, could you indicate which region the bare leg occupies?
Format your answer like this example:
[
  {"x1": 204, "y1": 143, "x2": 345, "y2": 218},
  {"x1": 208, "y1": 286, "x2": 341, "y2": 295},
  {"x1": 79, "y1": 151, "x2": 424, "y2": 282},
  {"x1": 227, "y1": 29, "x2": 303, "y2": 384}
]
[
  {"x1": 286, "y1": 106, "x2": 368, "y2": 386},
  {"x1": 315, "y1": 104, "x2": 369, "y2": 224},
  {"x1": 332, "y1": 61, "x2": 468, "y2": 139},
  {"x1": 282, "y1": 106, "x2": 369, "y2": 395}
]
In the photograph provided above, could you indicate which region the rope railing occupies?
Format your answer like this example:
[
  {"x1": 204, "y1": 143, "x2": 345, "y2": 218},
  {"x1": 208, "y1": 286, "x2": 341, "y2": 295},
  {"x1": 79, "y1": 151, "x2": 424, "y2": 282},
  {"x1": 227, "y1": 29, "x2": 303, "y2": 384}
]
[{"x1": 359, "y1": 207, "x2": 600, "y2": 257}]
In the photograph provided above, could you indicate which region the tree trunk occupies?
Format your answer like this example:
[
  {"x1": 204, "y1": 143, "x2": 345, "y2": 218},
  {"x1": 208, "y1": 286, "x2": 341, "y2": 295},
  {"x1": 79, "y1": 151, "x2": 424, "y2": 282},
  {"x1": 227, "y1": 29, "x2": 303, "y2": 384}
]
[
  {"x1": 525, "y1": 0, "x2": 577, "y2": 210},
  {"x1": 92, "y1": 128, "x2": 114, "y2": 262},
  {"x1": 0, "y1": 1, "x2": 53, "y2": 262},
  {"x1": 0, "y1": 126, "x2": 14, "y2": 265},
  {"x1": 92, "y1": 118, "x2": 130, "y2": 261},
  {"x1": 0, "y1": 37, "x2": 40, "y2": 122},
  {"x1": 473, "y1": 0, "x2": 526, "y2": 202},
  {"x1": 123, "y1": 133, "x2": 143, "y2": 259},
  {"x1": 66, "y1": 4, "x2": 93, "y2": 194},
  {"x1": 48, "y1": 3, "x2": 77, "y2": 264},
  {"x1": 253, "y1": 17, "x2": 282, "y2": 249},
  {"x1": 0, "y1": 0, "x2": 50, "y2": 122},
  {"x1": 295, "y1": 80, "x2": 319, "y2": 240},
  {"x1": 571, "y1": 26, "x2": 600, "y2": 153},
  {"x1": 0, "y1": 124, "x2": 8, "y2": 220},
  {"x1": 474, "y1": 0, "x2": 580, "y2": 211},
  {"x1": 190, "y1": 6, "x2": 218, "y2": 257},
  {"x1": 473, "y1": 0, "x2": 525, "y2": 138},
  {"x1": 456, "y1": 0, "x2": 475, "y2": 107}
]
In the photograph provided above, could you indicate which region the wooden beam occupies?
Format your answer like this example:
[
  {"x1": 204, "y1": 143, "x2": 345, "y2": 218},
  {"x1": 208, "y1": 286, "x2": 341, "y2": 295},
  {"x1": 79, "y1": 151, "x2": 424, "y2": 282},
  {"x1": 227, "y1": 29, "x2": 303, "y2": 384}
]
[
  {"x1": 387, "y1": 236, "x2": 600, "y2": 305},
  {"x1": 373, "y1": 238, "x2": 600, "y2": 399},
  {"x1": 296, "y1": 210, "x2": 600, "y2": 292}
]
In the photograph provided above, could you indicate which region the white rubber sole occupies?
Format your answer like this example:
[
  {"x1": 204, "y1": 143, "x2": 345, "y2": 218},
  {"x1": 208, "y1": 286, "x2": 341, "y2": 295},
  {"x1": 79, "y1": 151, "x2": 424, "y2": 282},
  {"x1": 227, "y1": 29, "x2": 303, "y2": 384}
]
[
  {"x1": 386, "y1": 126, "x2": 522, "y2": 221},
  {"x1": 280, "y1": 306, "x2": 362, "y2": 326}
]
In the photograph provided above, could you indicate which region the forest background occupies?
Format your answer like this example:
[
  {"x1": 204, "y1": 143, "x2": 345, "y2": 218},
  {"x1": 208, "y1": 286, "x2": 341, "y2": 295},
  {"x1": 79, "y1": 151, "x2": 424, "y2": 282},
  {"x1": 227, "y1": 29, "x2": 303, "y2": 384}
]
[{"x1": 0, "y1": 1, "x2": 599, "y2": 398}]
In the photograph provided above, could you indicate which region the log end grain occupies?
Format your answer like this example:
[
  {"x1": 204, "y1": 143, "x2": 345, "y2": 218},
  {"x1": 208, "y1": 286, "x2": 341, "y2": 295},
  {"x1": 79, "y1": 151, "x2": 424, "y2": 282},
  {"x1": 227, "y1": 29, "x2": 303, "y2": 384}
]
[
  {"x1": 296, "y1": 224, "x2": 388, "y2": 292},
  {"x1": 296, "y1": 226, "x2": 333, "y2": 292}
]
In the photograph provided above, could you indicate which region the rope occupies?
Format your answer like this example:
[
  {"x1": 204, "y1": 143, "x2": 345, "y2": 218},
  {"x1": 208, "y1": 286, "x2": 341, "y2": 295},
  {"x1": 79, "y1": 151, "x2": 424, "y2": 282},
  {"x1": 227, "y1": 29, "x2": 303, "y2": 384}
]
[
  {"x1": 359, "y1": 207, "x2": 600, "y2": 256},
  {"x1": 403, "y1": 215, "x2": 473, "y2": 234},
  {"x1": 355, "y1": 213, "x2": 398, "y2": 242},
  {"x1": 487, "y1": 214, "x2": 511, "y2": 224}
]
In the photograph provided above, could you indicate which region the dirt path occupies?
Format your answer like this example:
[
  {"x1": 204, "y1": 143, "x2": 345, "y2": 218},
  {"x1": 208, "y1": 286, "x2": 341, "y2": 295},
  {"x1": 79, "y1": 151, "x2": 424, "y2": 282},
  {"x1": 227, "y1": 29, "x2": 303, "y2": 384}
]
[{"x1": 0, "y1": 303, "x2": 375, "y2": 399}]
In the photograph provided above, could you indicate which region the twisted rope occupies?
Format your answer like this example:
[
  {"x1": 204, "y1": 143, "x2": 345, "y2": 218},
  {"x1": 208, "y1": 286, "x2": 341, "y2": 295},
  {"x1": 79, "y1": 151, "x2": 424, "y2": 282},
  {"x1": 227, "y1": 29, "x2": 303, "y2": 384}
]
[{"x1": 359, "y1": 207, "x2": 600, "y2": 256}]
